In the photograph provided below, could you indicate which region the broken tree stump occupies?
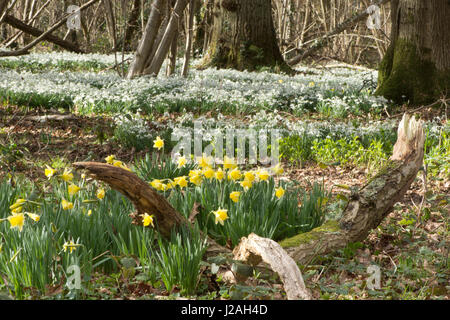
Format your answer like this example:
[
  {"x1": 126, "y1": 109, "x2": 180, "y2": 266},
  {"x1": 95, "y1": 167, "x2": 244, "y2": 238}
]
[
  {"x1": 233, "y1": 233, "x2": 312, "y2": 300},
  {"x1": 279, "y1": 113, "x2": 425, "y2": 263}
]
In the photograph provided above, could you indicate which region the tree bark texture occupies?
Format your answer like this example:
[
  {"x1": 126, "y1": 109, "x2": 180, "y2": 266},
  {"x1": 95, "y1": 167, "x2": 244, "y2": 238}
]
[
  {"x1": 200, "y1": 0, "x2": 291, "y2": 72},
  {"x1": 376, "y1": 0, "x2": 450, "y2": 104}
]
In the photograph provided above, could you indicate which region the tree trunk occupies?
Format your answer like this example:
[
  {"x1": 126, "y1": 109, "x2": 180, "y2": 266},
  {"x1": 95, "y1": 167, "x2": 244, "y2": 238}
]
[
  {"x1": 199, "y1": 0, "x2": 291, "y2": 73},
  {"x1": 376, "y1": 0, "x2": 450, "y2": 105},
  {"x1": 127, "y1": 0, "x2": 166, "y2": 79},
  {"x1": 182, "y1": 0, "x2": 195, "y2": 77},
  {"x1": 122, "y1": 0, "x2": 141, "y2": 51},
  {"x1": 145, "y1": 0, "x2": 187, "y2": 76}
]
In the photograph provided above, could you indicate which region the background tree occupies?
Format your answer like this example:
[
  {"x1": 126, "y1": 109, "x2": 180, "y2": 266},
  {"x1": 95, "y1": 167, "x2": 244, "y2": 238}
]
[
  {"x1": 199, "y1": 0, "x2": 291, "y2": 73},
  {"x1": 376, "y1": 0, "x2": 450, "y2": 105}
]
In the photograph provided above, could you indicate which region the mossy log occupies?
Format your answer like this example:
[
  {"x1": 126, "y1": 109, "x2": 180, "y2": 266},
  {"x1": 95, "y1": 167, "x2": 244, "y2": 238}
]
[{"x1": 278, "y1": 113, "x2": 424, "y2": 264}]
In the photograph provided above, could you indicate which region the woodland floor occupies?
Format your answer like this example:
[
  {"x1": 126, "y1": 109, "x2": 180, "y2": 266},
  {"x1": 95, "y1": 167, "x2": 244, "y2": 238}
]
[{"x1": 1, "y1": 104, "x2": 448, "y2": 300}]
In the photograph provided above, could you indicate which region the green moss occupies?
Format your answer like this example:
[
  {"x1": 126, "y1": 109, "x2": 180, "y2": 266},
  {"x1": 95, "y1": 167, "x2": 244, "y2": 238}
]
[
  {"x1": 376, "y1": 38, "x2": 450, "y2": 105},
  {"x1": 279, "y1": 220, "x2": 341, "y2": 248}
]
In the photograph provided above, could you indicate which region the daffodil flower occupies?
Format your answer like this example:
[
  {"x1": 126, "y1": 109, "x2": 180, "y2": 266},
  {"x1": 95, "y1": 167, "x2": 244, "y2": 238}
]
[
  {"x1": 275, "y1": 186, "x2": 285, "y2": 199},
  {"x1": 105, "y1": 155, "x2": 115, "y2": 164},
  {"x1": 7, "y1": 212, "x2": 25, "y2": 231},
  {"x1": 61, "y1": 199, "x2": 74, "y2": 210},
  {"x1": 45, "y1": 165, "x2": 56, "y2": 179},
  {"x1": 230, "y1": 191, "x2": 241, "y2": 203},
  {"x1": 212, "y1": 208, "x2": 228, "y2": 225},
  {"x1": 257, "y1": 169, "x2": 269, "y2": 181},
  {"x1": 174, "y1": 176, "x2": 188, "y2": 188},
  {"x1": 228, "y1": 168, "x2": 242, "y2": 181},
  {"x1": 176, "y1": 156, "x2": 187, "y2": 168},
  {"x1": 215, "y1": 168, "x2": 225, "y2": 181},
  {"x1": 203, "y1": 167, "x2": 215, "y2": 179},
  {"x1": 26, "y1": 213, "x2": 40, "y2": 222},
  {"x1": 142, "y1": 213, "x2": 155, "y2": 227},
  {"x1": 96, "y1": 188, "x2": 105, "y2": 199},
  {"x1": 63, "y1": 240, "x2": 79, "y2": 253},
  {"x1": 153, "y1": 136, "x2": 164, "y2": 150},
  {"x1": 68, "y1": 184, "x2": 81, "y2": 196},
  {"x1": 272, "y1": 163, "x2": 284, "y2": 175},
  {"x1": 61, "y1": 168, "x2": 74, "y2": 182}
]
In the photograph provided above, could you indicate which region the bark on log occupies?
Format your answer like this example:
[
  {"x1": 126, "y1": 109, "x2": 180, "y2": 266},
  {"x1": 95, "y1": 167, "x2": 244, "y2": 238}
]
[
  {"x1": 233, "y1": 233, "x2": 312, "y2": 300},
  {"x1": 0, "y1": 0, "x2": 100, "y2": 57},
  {"x1": 2, "y1": 14, "x2": 84, "y2": 53}
]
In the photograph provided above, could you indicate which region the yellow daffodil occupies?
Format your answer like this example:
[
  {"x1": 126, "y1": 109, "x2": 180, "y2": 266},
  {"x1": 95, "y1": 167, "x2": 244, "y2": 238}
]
[
  {"x1": 229, "y1": 191, "x2": 241, "y2": 203},
  {"x1": 203, "y1": 167, "x2": 215, "y2": 179},
  {"x1": 275, "y1": 186, "x2": 285, "y2": 199},
  {"x1": 96, "y1": 188, "x2": 106, "y2": 199},
  {"x1": 190, "y1": 173, "x2": 203, "y2": 186},
  {"x1": 87, "y1": 209, "x2": 93, "y2": 216},
  {"x1": 153, "y1": 136, "x2": 164, "y2": 150},
  {"x1": 174, "y1": 176, "x2": 188, "y2": 188},
  {"x1": 197, "y1": 154, "x2": 212, "y2": 169},
  {"x1": 11, "y1": 206, "x2": 23, "y2": 214},
  {"x1": 7, "y1": 212, "x2": 25, "y2": 232},
  {"x1": 150, "y1": 179, "x2": 163, "y2": 190},
  {"x1": 61, "y1": 199, "x2": 74, "y2": 210},
  {"x1": 240, "y1": 179, "x2": 252, "y2": 190},
  {"x1": 177, "y1": 156, "x2": 187, "y2": 168},
  {"x1": 61, "y1": 168, "x2": 74, "y2": 182},
  {"x1": 272, "y1": 163, "x2": 284, "y2": 175},
  {"x1": 212, "y1": 208, "x2": 228, "y2": 225},
  {"x1": 105, "y1": 155, "x2": 115, "y2": 164},
  {"x1": 45, "y1": 165, "x2": 56, "y2": 179},
  {"x1": 63, "y1": 240, "x2": 78, "y2": 253},
  {"x1": 68, "y1": 184, "x2": 81, "y2": 196},
  {"x1": 257, "y1": 169, "x2": 269, "y2": 181},
  {"x1": 26, "y1": 213, "x2": 40, "y2": 222},
  {"x1": 223, "y1": 156, "x2": 237, "y2": 170},
  {"x1": 244, "y1": 171, "x2": 255, "y2": 182},
  {"x1": 228, "y1": 168, "x2": 242, "y2": 181},
  {"x1": 10, "y1": 198, "x2": 26, "y2": 211},
  {"x1": 142, "y1": 213, "x2": 155, "y2": 227},
  {"x1": 215, "y1": 168, "x2": 225, "y2": 181},
  {"x1": 113, "y1": 160, "x2": 131, "y2": 171}
]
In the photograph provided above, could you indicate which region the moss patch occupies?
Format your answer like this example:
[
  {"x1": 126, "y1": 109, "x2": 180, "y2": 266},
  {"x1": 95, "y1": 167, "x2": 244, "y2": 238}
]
[
  {"x1": 376, "y1": 38, "x2": 450, "y2": 105},
  {"x1": 279, "y1": 220, "x2": 341, "y2": 248}
]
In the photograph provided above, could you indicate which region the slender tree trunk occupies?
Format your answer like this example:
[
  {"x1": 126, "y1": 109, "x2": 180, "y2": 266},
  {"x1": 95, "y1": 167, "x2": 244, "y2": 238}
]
[
  {"x1": 376, "y1": 0, "x2": 450, "y2": 104},
  {"x1": 166, "y1": 32, "x2": 178, "y2": 76},
  {"x1": 200, "y1": 0, "x2": 291, "y2": 73},
  {"x1": 122, "y1": 0, "x2": 141, "y2": 51},
  {"x1": 182, "y1": 0, "x2": 195, "y2": 76},
  {"x1": 145, "y1": 0, "x2": 188, "y2": 76},
  {"x1": 127, "y1": 0, "x2": 166, "y2": 79}
]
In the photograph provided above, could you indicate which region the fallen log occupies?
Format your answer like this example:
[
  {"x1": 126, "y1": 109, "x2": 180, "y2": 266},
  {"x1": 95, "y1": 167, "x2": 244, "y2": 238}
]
[{"x1": 2, "y1": 14, "x2": 84, "y2": 53}]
